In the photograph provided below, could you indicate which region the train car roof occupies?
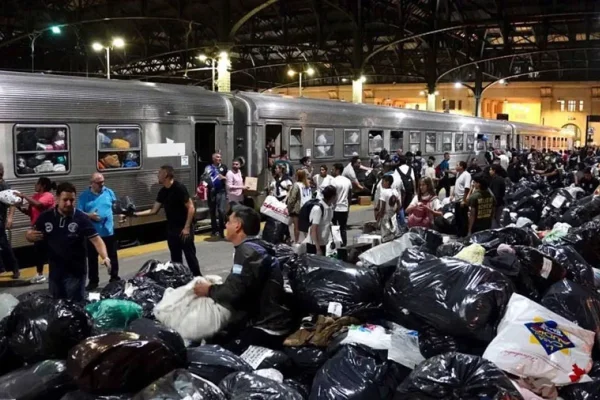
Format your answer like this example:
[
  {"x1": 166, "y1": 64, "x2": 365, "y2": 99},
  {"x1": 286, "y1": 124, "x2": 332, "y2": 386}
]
[
  {"x1": 509, "y1": 121, "x2": 560, "y2": 134},
  {"x1": 233, "y1": 91, "x2": 512, "y2": 134},
  {"x1": 0, "y1": 71, "x2": 231, "y2": 122}
]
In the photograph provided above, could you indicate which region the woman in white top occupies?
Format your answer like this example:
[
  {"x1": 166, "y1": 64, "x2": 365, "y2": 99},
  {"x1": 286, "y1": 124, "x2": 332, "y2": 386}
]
[
  {"x1": 313, "y1": 165, "x2": 334, "y2": 198},
  {"x1": 406, "y1": 177, "x2": 443, "y2": 229},
  {"x1": 287, "y1": 169, "x2": 312, "y2": 243}
]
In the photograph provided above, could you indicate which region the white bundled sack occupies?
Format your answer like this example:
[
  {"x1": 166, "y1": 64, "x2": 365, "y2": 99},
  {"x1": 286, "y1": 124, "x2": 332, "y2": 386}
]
[
  {"x1": 483, "y1": 293, "x2": 594, "y2": 386},
  {"x1": 358, "y1": 233, "x2": 423, "y2": 267},
  {"x1": 0, "y1": 294, "x2": 19, "y2": 320},
  {"x1": 154, "y1": 277, "x2": 231, "y2": 341},
  {"x1": 0, "y1": 190, "x2": 22, "y2": 206},
  {"x1": 260, "y1": 195, "x2": 290, "y2": 225}
]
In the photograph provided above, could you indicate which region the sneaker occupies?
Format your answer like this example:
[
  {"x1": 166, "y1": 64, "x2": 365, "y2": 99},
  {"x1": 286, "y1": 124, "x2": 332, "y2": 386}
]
[
  {"x1": 30, "y1": 274, "x2": 47, "y2": 284},
  {"x1": 85, "y1": 282, "x2": 99, "y2": 291},
  {"x1": 12, "y1": 270, "x2": 20, "y2": 279}
]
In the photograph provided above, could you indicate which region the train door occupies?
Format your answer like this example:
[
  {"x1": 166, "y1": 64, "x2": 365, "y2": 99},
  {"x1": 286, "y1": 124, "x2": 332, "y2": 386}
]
[
  {"x1": 266, "y1": 124, "x2": 283, "y2": 166},
  {"x1": 194, "y1": 122, "x2": 216, "y2": 184}
]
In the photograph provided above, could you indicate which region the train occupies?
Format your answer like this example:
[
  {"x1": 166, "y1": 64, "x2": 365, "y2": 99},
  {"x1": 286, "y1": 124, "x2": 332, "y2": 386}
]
[{"x1": 0, "y1": 72, "x2": 565, "y2": 248}]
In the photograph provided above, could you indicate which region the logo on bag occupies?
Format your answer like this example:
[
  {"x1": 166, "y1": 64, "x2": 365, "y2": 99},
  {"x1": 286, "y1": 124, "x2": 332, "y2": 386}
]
[{"x1": 525, "y1": 318, "x2": 575, "y2": 355}]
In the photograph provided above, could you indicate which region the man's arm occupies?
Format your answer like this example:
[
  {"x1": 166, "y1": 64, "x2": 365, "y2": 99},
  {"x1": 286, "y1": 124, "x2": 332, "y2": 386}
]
[
  {"x1": 89, "y1": 235, "x2": 109, "y2": 261},
  {"x1": 6, "y1": 206, "x2": 15, "y2": 229},
  {"x1": 135, "y1": 202, "x2": 162, "y2": 217},
  {"x1": 183, "y1": 198, "x2": 195, "y2": 234}
]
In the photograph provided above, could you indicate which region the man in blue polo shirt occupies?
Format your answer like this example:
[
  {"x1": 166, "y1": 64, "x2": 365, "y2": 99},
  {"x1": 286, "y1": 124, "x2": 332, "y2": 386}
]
[
  {"x1": 77, "y1": 173, "x2": 121, "y2": 290},
  {"x1": 26, "y1": 182, "x2": 111, "y2": 302},
  {"x1": 204, "y1": 153, "x2": 228, "y2": 239}
]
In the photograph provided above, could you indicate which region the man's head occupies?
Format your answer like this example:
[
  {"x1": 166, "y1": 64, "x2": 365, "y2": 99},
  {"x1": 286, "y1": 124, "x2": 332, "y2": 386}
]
[
  {"x1": 225, "y1": 206, "x2": 261, "y2": 244},
  {"x1": 232, "y1": 158, "x2": 241, "y2": 172},
  {"x1": 416, "y1": 151, "x2": 422, "y2": 158},
  {"x1": 351, "y1": 156, "x2": 361, "y2": 169},
  {"x1": 584, "y1": 167, "x2": 593, "y2": 180},
  {"x1": 397, "y1": 156, "x2": 407, "y2": 166},
  {"x1": 90, "y1": 173, "x2": 105, "y2": 193},
  {"x1": 319, "y1": 165, "x2": 328, "y2": 176},
  {"x1": 444, "y1": 152, "x2": 450, "y2": 160},
  {"x1": 333, "y1": 163, "x2": 344, "y2": 177},
  {"x1": 56, "y1": 182, "x2": 77, "y2": 215},
  {"x1": 383, "y1": 161, "x2": 394, "y2": 173},
  {"x1": 212, "y1": 153, "x2": 222, "y2": 165},
  {"x1": 490, "y1": 164, "x2": 502, "y2": 177},
  {"x1": 322, "y1": 185, "x2": 337, "y2": 206},
  {"x1": 267, "y1": 138, "x2": 275, "y2": 147},
  {"x1": 280, "y1": 150, "x2": 288, "y2": 159},
  {"x1": 382, "y1": 174, "x2": 393, "y2": 189},
  {"x1": 158, "y1": 165, "x2": 175, "y2": 185},
  {"x1": 472, "y1": 173, "x2": 490, "y2": 191},
  {"x1": 300, "y1": 156, "x2": 311, "y2": 167},
  {"x1": 457, "y1": 161, "x2": 467, "y2": 172}
]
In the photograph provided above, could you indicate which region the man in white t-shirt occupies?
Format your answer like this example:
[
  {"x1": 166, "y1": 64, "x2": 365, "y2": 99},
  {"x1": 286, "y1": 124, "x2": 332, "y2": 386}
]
[
  {"x1": 304, "y1": 186, "x2": 337, "y2": 255},
  {"x1": 377, "y1": 175, "x2": 400, "y2": 242},
  {"x1": 374, "y1": 162, "x2": 403, "y2": 217},
  {"x1": 331, "y1": 163, "x2": 353, "y2": 246},
  {"x1": 313, "y1": 165, "x2": 334, "y2": 197},
  {"x1": 453, "y1": 160, "x2": 472, "y2": 237},
  {"x1": 342, "y1": 156, "x2": 371, "y2": 193}
]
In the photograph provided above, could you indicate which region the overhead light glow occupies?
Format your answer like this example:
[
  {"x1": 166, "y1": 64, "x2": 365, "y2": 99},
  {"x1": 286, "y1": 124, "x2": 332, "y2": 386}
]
[
  {"x1": 92, "y1": 42, "x2": 103, "y2": 52},
  {"x1": 112, "y1": 37, "x2": 125, "y2": 48},
  {"x1": 287, "y1": 69, "x2": 296, "y2": 77},
  {"x1": 454, "y1": 82, "x2": 462, "y2": 88},
  {"x1": 360, "y1": 75, "x2": 367, "y2": 83},
  {"x1": 499, "y1": 78, "x2": 506, "y2": 84},
  {"x1": 198, "y1": 54, "x2": 208, "y2": 62},
  {"x1": 419, "y1": 90, "x2": 425, "y2": 95},
  {"x1": 219, "y1": 51, "x2": 228, "y2": 59},
  {"x1": 341, "y1": 78, "x2": 348, "y2": 82},
  {"x1": 51, "y1": 26, "x2": 61, "y2": 34},
  {"x1": 434, "y1": 90, "x2": 440, "y2": 95},
  {"x1": 306, "y1": 67, "x2": 315, "y2": 76}
]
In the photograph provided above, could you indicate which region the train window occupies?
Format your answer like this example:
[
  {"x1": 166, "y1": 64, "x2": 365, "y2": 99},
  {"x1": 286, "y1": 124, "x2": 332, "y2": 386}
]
[
  {"x1": 494, "y1": 135, "x2": 501, "y2": 148},
  {"x1": 390, "y1": 130, "x2": 403, "y2": 151},
  {"x1": 97, "y1": 126, "x2": 142, "y2": 171},
  {"x1": 454, "y1": 133, "x2": 464, "y2": 151},
  {"x1": 425, "y1": 132, "x2": 437, "y2": 153},
  {"x1": 314, "y1": 128, "x2": 335, "y2": 158},
  {"x1": 290, "y1": 128, "x2": 303, "y2": 159},
  {"x1": 343, "y1": 129, "x2": 360, "y2": 156},
  {"x1": 409, "y1": 131, "x2": 421, "y2": 153},
  {"x1": 14, "y1": 124, "x2": 70, "y2": 176},
  {"x1": 442, "y1": 133, "x2": 452, "y2": 152},
  {"x1": 524, "y1": 136, "x2": 529, "y2": 147},
  {"x1": 466, "y1": 134, "x2": 475, "y2": 151},
  {"x1": 368, "y1": 130, "x2": 384, "y2": 155}
]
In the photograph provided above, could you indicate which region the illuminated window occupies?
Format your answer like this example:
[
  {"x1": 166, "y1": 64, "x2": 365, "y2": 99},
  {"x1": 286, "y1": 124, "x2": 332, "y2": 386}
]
[
  {"x1": 557, "y1": 100, "x2": 565, "y2": 112},
  {"x1": 579, "y1": 100, "x2": 584, "y2": 112},
  {"x1": 567, "y1": 100, "x2": 576, "y2": 112}
]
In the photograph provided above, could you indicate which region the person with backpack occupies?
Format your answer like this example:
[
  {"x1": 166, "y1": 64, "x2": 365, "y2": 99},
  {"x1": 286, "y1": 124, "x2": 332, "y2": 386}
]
[
  {"x1": 377, "y1": 175, "x2": 400, "y2": 241},
  {"x1": 406, "y1": 177, "x2": 442, "y2": 229},
  {"x1": 193, "y1": 206, "x2": 293, "y2": 354},
  {"x1": 300, "y1": 185, "x2": 337, "y2": 255},
  {"x1": 412, "y1": 151, "x2": 424, "y2": 183},
  {"x1": 286, "y1": 169, "x2": 312, "y2": 243},
  {"x1": 397, "y1": 155, "x2": 416, "y2": 224},
  {"x1": 269, "y1": 164, "x2": 293, "y2": 202}
]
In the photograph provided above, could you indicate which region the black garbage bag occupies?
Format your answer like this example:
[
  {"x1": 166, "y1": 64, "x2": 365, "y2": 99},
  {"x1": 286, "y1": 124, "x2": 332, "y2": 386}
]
[
  {"x1": 0, "y1": 360, "x2": 75, "y2": 400},
  {"x1": 483, "y1": 251, "x2": 540, "y2": 301},
  {"x1": 395, "y1": 352, "x2": 523, "y2": 399},
  {"x1": 273, "y1": 243, "x2": 295, "y2": 265},
  {"x1": 538, "y1": 245, "x2": 595, "y2": 287},
  {"x1": 136, "y1": 260, "x2": 193, "y2": 289},
  {"x1": 5, "y1": 294, "x2": 93, "y2": 363},
  {"x1": 499, "y1": 208, "x2": 516, "y2": 227},
  {"x1": 282, "y1": 346, "x2": 328, "y2": 386},
  {"x1": 127, "y1": 318, "x2": 187, "y2": 366},
  {"x1": 283, "y1": 379, "x2": 309, "y2": 399},
  {"x1": 132, "y1": 369, "x2": 225, "y2": 400},
  {"x1": 541, "y1": 279, "x2": 600, "y2": 347},
  {"x1": 505, "y1": 186, "x2": 535, "y2": 204},
  {"x1": 559, "y1": 362, "x2": 600, "y2": 400},
  {"x1": 384, "y1": 251, "x2": 513, "y2": 342},
  {"x1": 417, "y1": 326, "x2": 487, "y2": 360},
  {"x1": 562, "y1": 220, "x2": 600, "y2": 266},
  {"x1": 187, "y1": 345, "x2": 252, "y2": 385},
  {"x1": 513, "y1": 246, "x2": 567, "y2": 293},
  {"x1": 289, "y1": 254, "x2": 382, "y2": 318},
  {"x1": 0, "y1": 317, "x2": 23, "y2": 376},
  {"x1": 67, "y1": 332, "x2": 183, "y2": 394},
  {"x1": 470, "y1": 227, "x2": 539, "y2": 251},
  {"x1": 310, "y1": 345, "x2": 409, "y2": 400},
  {"x1": 408, "y1": 227, "x2": 443, "y2": 255},
  {"x1": 562, "y1": 196, "x2": 600, "y2": 227},
  {"x1": 514, "y1": 207, "x2": 540, "y2": 224},
  {"x1": 101, "y1": 277, "x2": 166, "y2": 319},
  {"x1": 255, "y1": 348, "x2": 292, "y2": 371},
  {"x1": 261, "y1": 217, "x2": 289, "y2": 245},
  {"x1": 113, "y1": 196, "x2": 136, "y2": 216},
  {"x1": 219, "y1": 372, "x2": 304, "y2": 400},
  {"x1": 61, "y1": 392, "x2": 131, "y2": 400},
  {"x1": 538, "y1": 208, "x2": 563, "y2": 230},
  {"x1": 545, "y1": 188, "x2": 574, "y2": 213},
  {"x1": 435, "y1": 242, "x2": 465, "y2": 258}
]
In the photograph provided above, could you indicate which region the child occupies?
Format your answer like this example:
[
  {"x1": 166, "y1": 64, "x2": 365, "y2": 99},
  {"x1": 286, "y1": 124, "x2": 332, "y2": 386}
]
[{"x1": 377, "y1": 175, "x2": 400, "y2": 242}]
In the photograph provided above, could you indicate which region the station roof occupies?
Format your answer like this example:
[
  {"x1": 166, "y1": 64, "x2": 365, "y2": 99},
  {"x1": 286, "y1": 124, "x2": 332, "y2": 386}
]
[{"x1": 1, "y1": 0, "x2": 600, "y2": 91}]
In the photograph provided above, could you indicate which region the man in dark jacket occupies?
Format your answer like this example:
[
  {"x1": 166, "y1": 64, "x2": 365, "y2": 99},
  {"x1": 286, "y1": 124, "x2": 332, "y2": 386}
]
[
  {"x1": 578, "y1": 167, "x2": 599, "y2": 196},
  {"x1": 193, "y1": 206, "x2": 293, "y2": 354},
  {"x1": 489, "y1": 165, "x2": 506, "y2": 228}
]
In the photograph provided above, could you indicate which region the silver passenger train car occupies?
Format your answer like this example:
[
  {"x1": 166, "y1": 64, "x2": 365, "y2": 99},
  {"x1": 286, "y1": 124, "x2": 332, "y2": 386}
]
[{"x1": 0, "y1": 72, "x2": 561, "y2": 248}]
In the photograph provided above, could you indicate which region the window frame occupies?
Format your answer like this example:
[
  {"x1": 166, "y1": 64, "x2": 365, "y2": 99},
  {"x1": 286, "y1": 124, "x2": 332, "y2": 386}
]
[
  {"x1": 442, "y1": 132, "x2": 452, "y2": 152},
  {"x1": 567, "y1": 100, "x2": 576, "y2": 112},
  {"x1": 13, "y1": 123, "x2": 71, "y2": 177},
  {"x1": 390, "y1": 130, "x2": 404, "y2": 152},
  {"x1": 313, "y1": 128, "x2": 335, "y2": 159},
  {"x1": 409, "y1": 131, "x2": 421, "y2": 153},
  {"x1": 425, "y1": 131, "x2": 437, "y2": 153},
  {"x1": 466, "y1": 134, "x2": 476, "y2": 151},
  {"x1": 454, "y1": 132, "x2": 464, "y2": 152},
  {"x1": 368, "y1": 129, "x2": 384, "y2": 155},
  {"x1": 289, "y1": 127, "x2": 304, "y2": 160},
  {"x1": 343, "y1": 128, "x2": 361, "y2": 157},
  {"x1": 96, "y1": 125, "x2": 143, "y2": 172}
]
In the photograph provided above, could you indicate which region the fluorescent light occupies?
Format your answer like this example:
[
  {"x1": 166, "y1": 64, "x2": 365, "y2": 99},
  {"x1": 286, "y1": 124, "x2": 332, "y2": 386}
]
[
  {"x1": 112, "y1": 37, "x2": 125, "y2": 48},
  {"x1": 92, "y1": 42, "x2": 103, "y2": 52},
  {"x1": 454, "y1": 82, "x2": 462, "y2": 88}
]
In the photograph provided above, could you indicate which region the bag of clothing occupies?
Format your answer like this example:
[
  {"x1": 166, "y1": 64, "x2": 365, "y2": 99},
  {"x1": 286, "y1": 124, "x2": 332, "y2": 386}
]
[
  {"x1": 289, "y1": 254, "x2": 383, "y2": 318},
  {"x1": 86, "y1": 300, "x2": 143, "y2": 331},
  {"x1": 261, "y1": 217, "x2": 289, "y2": 245},
  {"x1": 483, "y1": 250, "x2": 541, "y2": 301},
  {"x1": 562, "y1": 220, "x2": 600, "y2": 266},
  {"x1": 482, "y1": 294, "x2": 595, "y2": 386},
  {"x1": 538, "y1": 245, "x2": 595, "y2": 287},
  {"x1": 154, "y1": 278, "x2": 232, "y2": 341},
  {"x1": 358, "y1": 233, "x2": 425, "y2": 268},
  {"x1": 0, "y1": 318, "x2": 23, "y2": 376},
  {"x1": 127, "y1": 318, "x2": 187, "y2": 366},
  {"x1": 187, "y1": 345, "x2": 253, "y2": 385},
  {"x1": 310, "y1": 345, "x2": 408, "y2": 400},
  {"x1": 0, "y1": 360, "x2": 75, "y2": 400},
  {"x1": 562, "y1": 196, "x2": 600, "y2": 227},
  {"x1": 384, "y1": 251, "x2": 513, "y2": 342},
  {"x1": 67, "y1": 332, "x2": 183, "y2": 394},
  {"x1": 558, "y1": 362, "x2": 600, "y2": 400},
  {"x1": 407, "y1": 227, "x2": 443, "y2": 255},
  {"x1": 100, "y1": 276, "x2": 166, "y2": 319},
  {"x1": 260, "y1": 195, "x2": 290, "y2": 225},
  {"x1": 395, "y1": 352, "x2": 522, "y2": 399},
  {"x1": 282, "y1": 346, "x2": 328, "y2": 385},
  {"x1": 219, "y1": 372, "x2": 304, "y2": 400},
  {"x1": 113, "y1": 196, "x2": 136, "y2": 216},
  {"x1": 0, "y1": 190, "x2": 23, "y2": 206},
  {"x1": 132, "y1": 369, "x2": 225, "y2": 400},
  {"x1": 5, "y1": 294, "x2": 92, "y2": 363},
  {"x1": 387, "y1": 323, "x2": 425, "y2": 369},
  {"x1": 435, "y1": 242, "x2": 465, "y2": 257},
  {"x1": 513, "y1": 246, "x2": 566, "y2": 293},
  {"x1": 136, "y1": 260, "x2": 193, "y2": 289},
  {"x1": 470, "y1": 227, "x2": 540, "y2": 250}
]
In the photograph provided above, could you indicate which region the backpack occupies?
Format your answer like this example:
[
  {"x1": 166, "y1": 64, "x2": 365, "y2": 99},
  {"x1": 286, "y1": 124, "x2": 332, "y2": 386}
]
[
  {"x1": 398, "y1": 166, "x2": 415, "y2": 195},
  {"x1": 298, "y1": 199, "x2": 324, "y2": 234},
  {"x1": 412, "y1": 158, "x2": 423, "y2": 182}
]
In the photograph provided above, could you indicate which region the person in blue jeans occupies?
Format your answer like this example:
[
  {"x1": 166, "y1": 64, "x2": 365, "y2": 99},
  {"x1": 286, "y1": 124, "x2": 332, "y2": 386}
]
[
  {"x1": 77, "y1": 173, "x2": 121, "y2": 291},
  {"x1": 26, "y1": 182, "x2": 111, "y2": 302},
  {"x1": 204, "y1": 153, "x2": 228, "y2": 239}
]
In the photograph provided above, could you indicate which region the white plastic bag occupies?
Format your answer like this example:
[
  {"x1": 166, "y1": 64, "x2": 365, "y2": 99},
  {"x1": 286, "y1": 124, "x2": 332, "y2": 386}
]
[
  {"x1": 387, "y1": 323, "x2": 425, "y2": 369},
  {"x1": 483, "y1": 293, "x2": 594, "y2": 386},
  {"x1": 340, "y1": 324, "x2": 391, "y2": 351},
  {"x1": 0, "y1": 190, "x2": 22, "y2": 206},
  {"x1": 358, "y1": 233, "x2": 422, "y2": 267},
  {"x1": 154, "y1": 277, "x2": 232, "y2": 341},
  {"x1": 260, "y1": 195, "x2": 290, "y2": 225},
  {"x1": 0, "y1": 294, "x2": 19, "y2": 320},
  {"x1": 254, "y1": 369, "x2": 284, "y2": 383}
]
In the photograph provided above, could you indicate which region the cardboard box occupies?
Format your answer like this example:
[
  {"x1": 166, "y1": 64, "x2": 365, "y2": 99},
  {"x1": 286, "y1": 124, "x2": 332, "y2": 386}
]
[
  {"x1": 358, "y1": 196, "x2": 371, "y2": 206},
  {"x1": 245, "y1": 177, "x2": 258, "y2": 192}
]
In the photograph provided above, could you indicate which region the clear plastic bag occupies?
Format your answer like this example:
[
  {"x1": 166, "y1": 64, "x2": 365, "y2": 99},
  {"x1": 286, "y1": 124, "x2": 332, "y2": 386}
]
[
  {"x1": 187, "y1": 345, "x2": 253, "y2": 385},
  {"x1": 132, "y1": 369, "x2": 225, "y2": 400}
]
